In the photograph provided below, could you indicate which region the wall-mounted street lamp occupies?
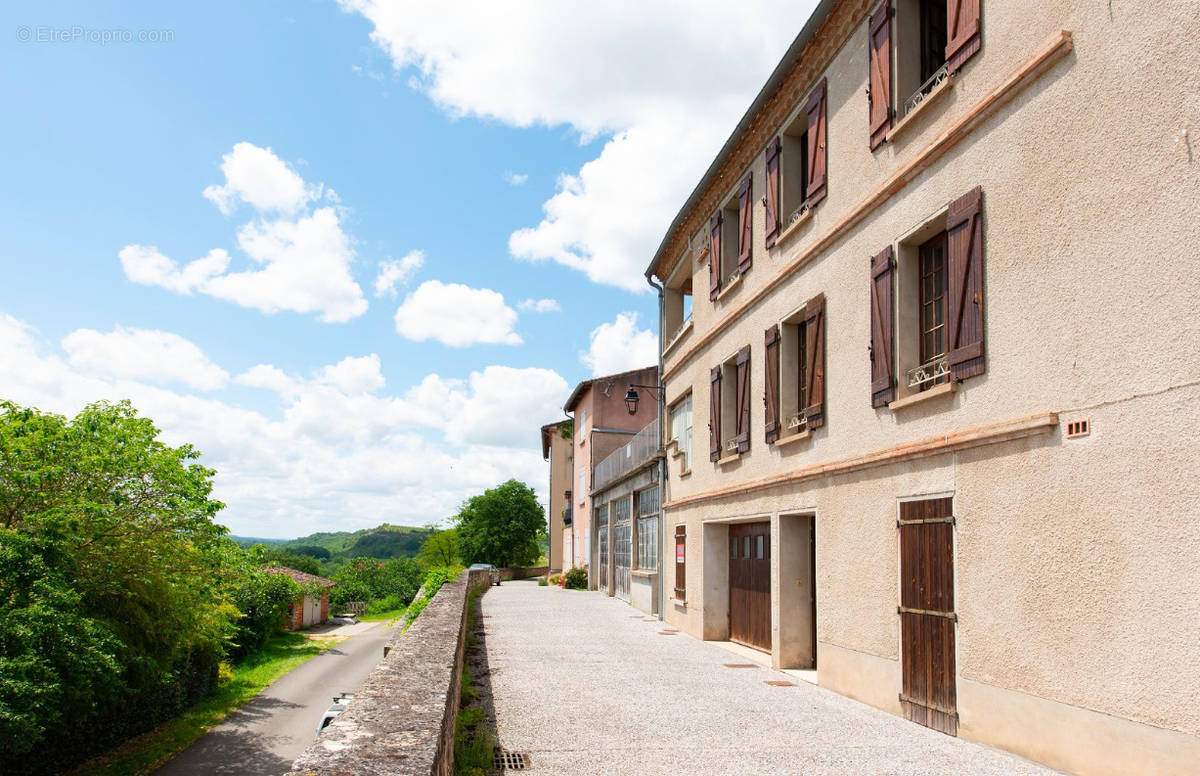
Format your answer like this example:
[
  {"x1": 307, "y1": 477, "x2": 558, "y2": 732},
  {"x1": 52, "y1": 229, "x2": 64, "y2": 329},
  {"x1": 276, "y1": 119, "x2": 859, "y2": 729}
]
[{"x1": 623, "y1": 384, "x2": 664, "y2": 415}]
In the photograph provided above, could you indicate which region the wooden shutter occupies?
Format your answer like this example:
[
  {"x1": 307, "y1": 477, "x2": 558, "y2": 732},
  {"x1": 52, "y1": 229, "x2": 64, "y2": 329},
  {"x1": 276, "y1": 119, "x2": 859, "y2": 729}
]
[
  {"x1": 946, "y1": 186, "x2": 985, "y2": 380},
  {"x1": 737, "y1": 174, "x2": 753, "y2": 273},
  {"x1": 803, "y1": 294, "x2": 826, "y2": 429},
  {"x1": 674, "y1": 524, "x2": 686, "y2": 599},
  {"x1": 764, "y1": 138, "x2": 781, "y2": 247},
  {"x1": 764, "y1": 325, "x2": 781, "y2": 444},
  {"x1": 735, "y1": 345, "x2": 751, "y2": 453},
  {"x1": 709, "y1": 212, "x2": 722, "y2": 301},
  {"x1": 870, "y1": 247, "x2": 896, "y2": 407},
  {"x1": 868, "y1": 3, "x2": 892, "y2": 151},
  {"x1": 946, "y1": 0, "x2": 981, "y2": 74},
  {"x1": 806, "y1": 78, "x2": 828, "y2": 207},
  {"x1": 709, "y1": 366, "x2": 722, "y2": 462}
]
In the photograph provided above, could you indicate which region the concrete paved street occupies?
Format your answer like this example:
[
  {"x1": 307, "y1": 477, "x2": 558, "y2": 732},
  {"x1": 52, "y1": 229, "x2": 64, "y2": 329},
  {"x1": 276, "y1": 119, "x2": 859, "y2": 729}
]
[
  {"x1": 480, "y1": 581, "x2": 1062, "y2": 776},
  {"x1": 152, "y1": 620, "x2": 394, "y2": 776}
]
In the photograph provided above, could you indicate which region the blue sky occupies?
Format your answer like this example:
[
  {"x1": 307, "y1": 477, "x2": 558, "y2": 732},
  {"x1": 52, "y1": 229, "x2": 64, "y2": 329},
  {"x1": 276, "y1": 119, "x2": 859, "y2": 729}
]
[{"x1": 0, "y1": 0, "x2": 814, "y2": 537}]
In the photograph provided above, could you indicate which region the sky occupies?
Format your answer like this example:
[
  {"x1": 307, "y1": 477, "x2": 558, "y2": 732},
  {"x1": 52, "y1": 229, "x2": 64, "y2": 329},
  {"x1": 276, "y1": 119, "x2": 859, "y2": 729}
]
[{"x1": 0, "y1": 0, "x2": 818, "y2": 538}]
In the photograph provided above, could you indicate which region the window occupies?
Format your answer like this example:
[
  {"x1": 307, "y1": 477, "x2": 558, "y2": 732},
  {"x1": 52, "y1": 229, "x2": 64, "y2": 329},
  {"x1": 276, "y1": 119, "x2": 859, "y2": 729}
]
[
  {"x1": 635, "y1": 488, "x2": 660, "y2": 571},
  {"x1": 873, "y1": 186, "x2": 986, "y2": 407},
  {"x1": 664, "y1": 254, "x2": 694, "y2": 349},
  {"x1": 711, "y1": 346, "x2": 750, "y2": 460},
  {"x1": 669, "y1": 394, "x2": 693, "y2": 471},
  {"x1": 674, "y1": 524, "x2": 686, "y2": 600},
  {"x1": 766, "y1": 79, "x2": 827, "y2": 246},
  {"x1": 870, "y1": 0, "x2": 981, "y2": 147},
  {"x1": 708, "y1": 174, "x2": 753, "y2": 300},
  {"x1": 895, "y1": 0, "x2": 949, "y2": 118},
  {"x1": 775, "y1": 293, "x2": 825, "y2": 437},
  {"x1": 578, "y1": 408, "x2": 587, "y2": 440}
]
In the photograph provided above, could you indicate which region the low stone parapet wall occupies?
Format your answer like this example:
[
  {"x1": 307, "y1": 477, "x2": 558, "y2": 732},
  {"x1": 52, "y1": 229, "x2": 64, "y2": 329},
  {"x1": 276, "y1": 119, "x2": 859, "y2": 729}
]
[
  {"x1": 500, "y1": 565, "x2": 548, "y2": 581},
  {"x1": 290, "y1": 568, "x2": 490, "y2": 776}
]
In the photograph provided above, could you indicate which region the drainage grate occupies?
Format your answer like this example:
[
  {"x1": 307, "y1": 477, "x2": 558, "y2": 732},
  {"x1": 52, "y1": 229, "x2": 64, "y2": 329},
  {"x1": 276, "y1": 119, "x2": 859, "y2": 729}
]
[
  {"x1": 764, "y1": 680, "x2": 796, "y2": 687},
  {"x1": 723, "y1": 663, "x2": 758, "y2": 668},
  {"x1": 493, "y1": 748, "x2": 530, "y2": 771}
]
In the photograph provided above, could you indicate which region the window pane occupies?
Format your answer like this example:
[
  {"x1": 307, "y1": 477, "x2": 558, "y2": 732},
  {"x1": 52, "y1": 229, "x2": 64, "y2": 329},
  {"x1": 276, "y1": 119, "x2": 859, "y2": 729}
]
[
  {"x1": 743, "y1": 536, "x2": 751, "y2": 557},
  {"x1": 756, "y1": 535, "x2": 765, "y2": 559},
  {"x1": 730, "y1": 536, "x2": 738, "y2": 558}
]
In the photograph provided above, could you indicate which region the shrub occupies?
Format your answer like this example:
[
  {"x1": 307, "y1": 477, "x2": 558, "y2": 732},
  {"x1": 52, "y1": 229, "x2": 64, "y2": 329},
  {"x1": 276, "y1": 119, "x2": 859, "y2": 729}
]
[
  {"x1": 547, "y1": 574, "x2": 562, "y2": 586},
  {"x1": 537, "y1": 576, "x2": 548, "y2": 586},
  {"x1": 563, "y1": 567, "x2": 587, "y2": 590}
]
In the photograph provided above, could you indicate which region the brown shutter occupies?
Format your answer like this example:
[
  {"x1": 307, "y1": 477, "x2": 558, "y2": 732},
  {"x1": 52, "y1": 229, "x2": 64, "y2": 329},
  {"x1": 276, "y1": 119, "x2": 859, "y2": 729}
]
[
  {"x1": 946, "y1": 186, "x2": 985, "y2": 380},
  {"x1": 709, "y1": 212, "x2": 722, "y2": 301},
  {"x1": 868, "y1": 3, "x2": 892, "y2": 151},
  {"x1": 946, "y1": 0, "x2": 981, "y2": 73},
  {"x1": 674, "y1": 524, "x2": 686, "y2": 599},
  {"x1": 737, "y1": 174, "x2": 753, "y2": 273},
  {"x1": 764, "y1": 138, "x2": 781, "y2": 247},
  {"x1": 806, "y1": 78, "x2": 828, "y2": 207},
  {"x1": 871, "y1": 247, "x2": 896, "y2": 407},
  {"x1": 735, "y1": 345, "x2": 751, "y2": 453},
  {"x1": 764, "y1": 325, "x2": 781, "y2": 444},
  {"x1": 709, "y1": 365, "x2": 722, "y2": 462},
  {"x1": 804, "y1": 293, "x2": 826, "y2": 429}
]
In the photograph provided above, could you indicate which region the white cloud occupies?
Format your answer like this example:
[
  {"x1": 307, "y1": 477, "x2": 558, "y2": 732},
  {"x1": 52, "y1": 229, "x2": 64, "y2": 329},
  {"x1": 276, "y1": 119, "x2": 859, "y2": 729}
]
[
  {"x1": 517, "y1": 298, "x2": 560, "y2": 313},
  {"x1": 340, "y1": 0, "x2": 818, "y2": 292},
  {"x1": 393, "y1": 280, "x2": 521, "y2": 347},
  {"x1": 202, "y1": 142, "x2": 315, "y2": 215},
  {"x1": 373, "y1": 250, "x2": 424, "y2": 297},
  {"x1": 62, "y1": 326, "x2": 229, "y2": 391},
  {"x1": 121, "y1": 144, "x2": 368, "y2": 323},
  {"x1": 503, "y1": 171, "x2": 528, "y2": 186},
  {"x1": 0, "y1": 312, "x2": 567, "y2": 538},
  {"x1": 580, "y1": 312, "x2": 658, "y2": 377}
]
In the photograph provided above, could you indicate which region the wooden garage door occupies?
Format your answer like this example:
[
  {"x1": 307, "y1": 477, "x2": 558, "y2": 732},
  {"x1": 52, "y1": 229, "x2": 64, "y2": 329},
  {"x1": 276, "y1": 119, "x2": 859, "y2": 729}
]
[
  {"x1": 899, "y1": 497, "x2": 957, "y2": 736},
  {"x1": 729, "y1": 521, "x2": 771, "y2": 651},
  {"x1": 613, "y1": 497, "x2": 631, "y2": 602},
  {"x1": 596, "y1": 505, "x2": 609, "y2": 592}
]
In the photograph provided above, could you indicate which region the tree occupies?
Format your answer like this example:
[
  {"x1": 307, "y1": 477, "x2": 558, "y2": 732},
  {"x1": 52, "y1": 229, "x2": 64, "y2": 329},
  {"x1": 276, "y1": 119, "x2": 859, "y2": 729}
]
[
  {"x1": 417, "y1": 527, "x2": 460, "y2": 567},
  {"x1": 260, "y1": 547, "x2": 322, "y2": 575},
  {"x1": 455, "y1": 480, "x2": 544, "y2": 568}
]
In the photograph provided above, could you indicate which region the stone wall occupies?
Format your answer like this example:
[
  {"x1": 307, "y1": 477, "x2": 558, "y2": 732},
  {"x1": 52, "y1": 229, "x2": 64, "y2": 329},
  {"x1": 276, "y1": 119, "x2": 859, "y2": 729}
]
[
  {"x1": 290, "y1": 569, "x2": 490, "y2": 776},
  {"x1": 499, "y1": 565, "x2": 548, "y2": 581}
]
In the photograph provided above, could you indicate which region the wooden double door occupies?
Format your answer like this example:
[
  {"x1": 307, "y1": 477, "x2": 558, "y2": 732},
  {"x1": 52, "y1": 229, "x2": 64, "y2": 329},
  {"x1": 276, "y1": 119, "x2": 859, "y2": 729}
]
[
  {"x1": 729, "y1": 521, "x2": 771, "y2": 651},
  {"x1": 899, "y1": 497, "x2": 958, "y2": 736}
]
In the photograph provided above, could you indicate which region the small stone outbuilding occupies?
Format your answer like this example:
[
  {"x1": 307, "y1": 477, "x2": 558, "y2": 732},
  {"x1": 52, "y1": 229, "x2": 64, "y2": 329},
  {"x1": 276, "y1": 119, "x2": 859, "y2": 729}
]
[{"x1": 265, "y1": 566, "x2": 336, "y2": 630}]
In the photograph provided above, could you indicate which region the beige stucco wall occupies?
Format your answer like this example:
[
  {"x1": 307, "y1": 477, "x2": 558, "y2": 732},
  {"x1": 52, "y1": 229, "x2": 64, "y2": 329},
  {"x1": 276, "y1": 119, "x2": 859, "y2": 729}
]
[
  {"x1": 544, "y1": 423, "x2": 571, "y2": 573},
  {"x1": 656, "y1": 0, "x2": 1200, "y2": 772}
]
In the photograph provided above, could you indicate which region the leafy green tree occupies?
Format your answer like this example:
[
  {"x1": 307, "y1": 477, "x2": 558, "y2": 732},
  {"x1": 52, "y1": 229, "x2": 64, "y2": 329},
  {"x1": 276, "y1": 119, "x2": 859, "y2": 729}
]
[
  {"x1": 330, "y1": 556, "x2": 422, "y2": 607},
  {"x1": 287, "y1": 544, "x2": 331, "y2": 560},
  {"x1": 417, "y1": 527, "x2": 460, "y2": 567},
  {"x1": 455, "y1": 480, "x2": 544, "y2": 568},
  {"x1": 260, "y1": 547, "x2": 323, "y2": 575}
]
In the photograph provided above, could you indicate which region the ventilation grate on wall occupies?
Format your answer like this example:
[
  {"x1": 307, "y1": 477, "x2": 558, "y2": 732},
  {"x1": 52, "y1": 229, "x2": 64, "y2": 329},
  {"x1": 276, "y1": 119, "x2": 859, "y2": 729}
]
[
  {"x1": 494, "y1": 748, "x2": 530, "y2": 771},
  {"x1": 1065, "y1": 418, "x2": 1091, "y2": 438}
]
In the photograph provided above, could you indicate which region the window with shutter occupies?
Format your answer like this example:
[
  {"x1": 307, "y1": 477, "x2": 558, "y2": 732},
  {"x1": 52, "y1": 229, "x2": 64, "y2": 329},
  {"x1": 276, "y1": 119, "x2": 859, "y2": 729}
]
[
  {"x1": 868, "y1": 3, "x2": 893, "y2": 151},
  {"x1": 709, "y1": 366, "x2": 722, "y2": 462},
  {"x1": 709, "y1": 212, "x2": 722, "y2": 301},
  {"x1": 674, "y1": 524, "x2": 687, "y2": 599},
  {"x1": 804, "y1": 293, "x2": 826, "y2": 429},
  {"x1": 735, "y1": 345, "x2": 751, "y2": 453},
  {"x1": 871, "y1": 246, "x2": 897, "y2": 407},
  {"x1": 946, "y1": 0, "x2": 981, "y2": 73},
  {"x1": 764, "y1": 139, "x2": 781, "y2": 247},
  {"x1": 764, "y1": 325, "x2": 781, "y2": 444},
  {"x1": 737, "y1": 174, "x2": 753, "y2": 273},
  {"x1": 946, "y1": 186, "x2": 985, "y2": 380},
  {"x1": 806, "y1": 78, "x2": 828, "y2": 206}
]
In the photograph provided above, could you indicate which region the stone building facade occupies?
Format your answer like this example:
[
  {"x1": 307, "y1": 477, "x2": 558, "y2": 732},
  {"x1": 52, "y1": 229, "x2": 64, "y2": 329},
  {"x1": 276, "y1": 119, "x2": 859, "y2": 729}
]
[
  {"x1": 644, "y1": 1, "x2": 1200, "y2": 774},
  {"x1": 540, "y1": 419, "x2": 572, "y2": 574}
]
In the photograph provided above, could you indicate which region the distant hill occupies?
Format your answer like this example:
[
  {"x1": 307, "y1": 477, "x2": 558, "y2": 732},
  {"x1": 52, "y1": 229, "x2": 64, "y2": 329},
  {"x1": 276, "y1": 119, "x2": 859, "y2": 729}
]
[{"x1": 232, "y1": 523, "x2": 434, "y2": 560}]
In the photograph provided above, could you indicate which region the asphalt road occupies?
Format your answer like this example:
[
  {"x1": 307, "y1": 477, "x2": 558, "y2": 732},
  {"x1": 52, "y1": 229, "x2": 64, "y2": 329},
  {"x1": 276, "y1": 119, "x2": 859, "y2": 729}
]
[{"x1": 152, "y1": 620, "x2": 394, "y2": 776}]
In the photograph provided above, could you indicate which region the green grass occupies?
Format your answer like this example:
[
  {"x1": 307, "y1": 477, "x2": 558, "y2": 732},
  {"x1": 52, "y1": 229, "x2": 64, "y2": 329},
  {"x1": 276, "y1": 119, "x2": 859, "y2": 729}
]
[
  {"x1": 69, "y1": 631, "x2": 338, "y2": 776},
  {"x1": 359, "y1": 607, "x2": 405, "y2": 622}
]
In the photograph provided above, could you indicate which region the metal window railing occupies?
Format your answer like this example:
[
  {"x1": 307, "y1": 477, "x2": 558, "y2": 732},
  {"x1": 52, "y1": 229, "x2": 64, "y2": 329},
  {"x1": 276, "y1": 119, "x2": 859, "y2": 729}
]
[
  {"x1": 902, "y1": 64, "x2": 950, "y2": 117},
  {"x1": 593, "y1": 421, "x2": 660, "y2": 491},
  {"x1": 906, "y1": 356, "x2": 949, "y2": 389}
]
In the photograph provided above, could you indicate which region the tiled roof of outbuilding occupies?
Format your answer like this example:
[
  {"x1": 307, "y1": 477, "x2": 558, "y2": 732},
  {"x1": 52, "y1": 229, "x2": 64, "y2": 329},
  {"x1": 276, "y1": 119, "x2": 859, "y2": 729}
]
[{"x1": 264, "y1": 566, "x2": 337, "y2": 588}]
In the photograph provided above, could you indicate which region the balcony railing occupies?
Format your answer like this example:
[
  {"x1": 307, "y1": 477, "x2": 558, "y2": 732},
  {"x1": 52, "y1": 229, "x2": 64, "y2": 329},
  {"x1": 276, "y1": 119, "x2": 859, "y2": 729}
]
[
  {"x1": 786, "y1": 411, "x2": 809, "y2": 432},
  {"x1": 593, "y1": 421, "x2": 660, "y2": 491},
  {"x1": 901, "y1": 64, "x2": 950, "y2": 117},
  {"x1": 906, "y1": 356, "x2": 949, "y2": 389}
]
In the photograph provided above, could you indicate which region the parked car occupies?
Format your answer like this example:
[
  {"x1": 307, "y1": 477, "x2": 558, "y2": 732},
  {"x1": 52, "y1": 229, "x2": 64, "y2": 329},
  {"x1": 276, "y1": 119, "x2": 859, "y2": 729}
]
[
  {"x1": 315, "y1": 693, "x2": 355, "y2": 738},
  {"x1": 469, "y1": 563, "x2": 502, "y2": 586}
]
